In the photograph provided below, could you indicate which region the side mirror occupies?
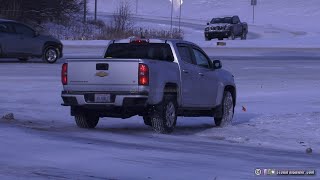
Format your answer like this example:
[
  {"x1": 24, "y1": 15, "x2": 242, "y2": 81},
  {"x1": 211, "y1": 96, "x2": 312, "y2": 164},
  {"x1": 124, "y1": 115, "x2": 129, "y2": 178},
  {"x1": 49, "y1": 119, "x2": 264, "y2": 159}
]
[
  {"x1": 212, "y1": 60, "x2": 222, "y2": 69},
  {"x1": 207, "y1": 22, "x2": 210, "y2": 25}
]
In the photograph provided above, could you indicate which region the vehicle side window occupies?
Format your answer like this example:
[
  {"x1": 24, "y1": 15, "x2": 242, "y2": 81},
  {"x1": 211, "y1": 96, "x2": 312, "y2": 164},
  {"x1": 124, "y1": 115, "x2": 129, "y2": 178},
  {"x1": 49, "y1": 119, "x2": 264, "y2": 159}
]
[
  {"x1": 13, "y1": 23, "x2": 35, "y2": 36},
  {"x1": 0, "y1": 23, "x2": 13, "y2": 33},
  {"x1": 177, "y1": 45, "x2": 193, "y2": 64},
  {"x1": 192, "y1": 48, "x2": 211, "y2": 69},
  {"x1": 233, "y1": 16, "x2": 240, "y2": 24}
]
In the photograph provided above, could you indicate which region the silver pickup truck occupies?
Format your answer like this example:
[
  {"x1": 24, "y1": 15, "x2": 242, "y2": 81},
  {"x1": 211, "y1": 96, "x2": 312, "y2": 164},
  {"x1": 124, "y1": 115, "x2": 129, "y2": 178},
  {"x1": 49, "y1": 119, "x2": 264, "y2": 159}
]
[{"x1": 61, "y1": 38, "x2": 236, "y2": 134}]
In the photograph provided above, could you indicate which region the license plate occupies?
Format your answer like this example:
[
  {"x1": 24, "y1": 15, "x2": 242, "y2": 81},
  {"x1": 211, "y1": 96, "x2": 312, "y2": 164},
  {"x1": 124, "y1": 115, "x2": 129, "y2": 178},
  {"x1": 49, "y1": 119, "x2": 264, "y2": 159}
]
[{"x1": 94, "y1": 94, "x2": 111, "y2": 103}]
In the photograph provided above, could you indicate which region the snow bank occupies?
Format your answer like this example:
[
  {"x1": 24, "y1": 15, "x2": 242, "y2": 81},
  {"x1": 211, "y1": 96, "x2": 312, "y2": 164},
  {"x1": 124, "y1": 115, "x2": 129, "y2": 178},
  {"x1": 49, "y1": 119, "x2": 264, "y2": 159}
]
[{"x1": 197, "y1": 112, "x2": 320, "y2": 151}]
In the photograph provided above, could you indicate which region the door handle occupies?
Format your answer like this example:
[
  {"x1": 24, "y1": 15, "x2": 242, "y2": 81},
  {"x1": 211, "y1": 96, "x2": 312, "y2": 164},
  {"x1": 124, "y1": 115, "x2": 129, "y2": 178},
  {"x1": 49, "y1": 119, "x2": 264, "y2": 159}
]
[
  {"x1": 182, "y1": 70, "x2": 189, "y2": 74},
  {"x1": 96, "y1": 63, "x2": 109, "y2": 70},
  {"x1": 198, "y1": 73, "x2": 204, "y2": 76}
]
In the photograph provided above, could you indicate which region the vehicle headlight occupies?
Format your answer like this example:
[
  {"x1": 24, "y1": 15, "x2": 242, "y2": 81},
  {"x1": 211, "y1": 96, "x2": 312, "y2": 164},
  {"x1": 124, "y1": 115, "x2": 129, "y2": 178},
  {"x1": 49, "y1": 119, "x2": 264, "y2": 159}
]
[
  {"x1": 205, "y1": 27, "x2": 209, "y2": 31},
  {"x1": 211, "y1": 26, "x2": 215, "y2": 30}
]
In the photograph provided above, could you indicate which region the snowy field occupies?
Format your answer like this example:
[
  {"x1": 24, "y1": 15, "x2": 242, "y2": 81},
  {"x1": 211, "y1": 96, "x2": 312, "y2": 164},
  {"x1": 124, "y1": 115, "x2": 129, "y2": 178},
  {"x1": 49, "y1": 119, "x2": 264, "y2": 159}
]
[
  {"x1": 0, "y1": 0, "x2": 319, "y2": 179},
  {"x1": 85, "y1": 0, "x2": 320, "y2": 48},
  {"x1": 0, "y1": 54, "x2": 319, "y2": 179},
  {"x1": 88, "y1": 0, "x2": 320, "y2": 32}
]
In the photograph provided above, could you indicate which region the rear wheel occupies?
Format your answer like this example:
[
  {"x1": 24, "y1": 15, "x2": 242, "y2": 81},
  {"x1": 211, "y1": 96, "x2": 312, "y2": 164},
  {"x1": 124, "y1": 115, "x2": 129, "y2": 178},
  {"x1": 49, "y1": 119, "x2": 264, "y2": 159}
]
[
  {"x1": 241, "y1": 32, "x2": 247, "y2": 40},
  {"x1": 43, "y1": 46, "x2": 59, "y2": 63},
  {"x1": 143, "y1": 116, "x2": 152, "y2": 126},
  {"x1": 150, "y1": 95, "x2": 177, "y2": 134},
  {"x1": 229, "y1": 31, "x2": 236, "y2": 40},
  {"x1": 74, "y1": 111, "x2": 100, "y2": 129},
  {"x1": 214, "y1": 91, "x2": 234, "y2": 127}
]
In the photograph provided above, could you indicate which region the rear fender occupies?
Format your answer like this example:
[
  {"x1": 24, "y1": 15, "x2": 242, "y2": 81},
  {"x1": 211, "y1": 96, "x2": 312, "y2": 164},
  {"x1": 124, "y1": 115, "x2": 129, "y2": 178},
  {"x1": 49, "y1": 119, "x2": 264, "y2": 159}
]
[{"x1": 148, "y1": 82, "x2": 180, "y2": 106}]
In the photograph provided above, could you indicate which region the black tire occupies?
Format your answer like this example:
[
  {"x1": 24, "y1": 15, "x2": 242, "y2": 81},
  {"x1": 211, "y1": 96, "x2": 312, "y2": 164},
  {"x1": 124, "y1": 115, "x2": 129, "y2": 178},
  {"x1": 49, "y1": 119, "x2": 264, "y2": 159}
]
[
  {"x1": 18, "y1": 57, "x2": 29, "y2": 62},
  {"x1": 241, "y1": 32, "x2": 247, "y2": 40},
  {"x1": 150, "y1": 95, "x2": 177, "y2": 134},
  {"x1": 229, "y1": 31, "x2": 236, "y2": 40},
  {"x1": 43, "y1": 46, "x2": 59, "y2": 64},
  {"x1": 143, "y1": 116, "x2": 152, "y2": 126},
  {"x1": 214, "y1": 91, "x2": 234, "y2": 127},
  {"x1": 74, "y1": 111, "x2": 100, "y2": 129}
]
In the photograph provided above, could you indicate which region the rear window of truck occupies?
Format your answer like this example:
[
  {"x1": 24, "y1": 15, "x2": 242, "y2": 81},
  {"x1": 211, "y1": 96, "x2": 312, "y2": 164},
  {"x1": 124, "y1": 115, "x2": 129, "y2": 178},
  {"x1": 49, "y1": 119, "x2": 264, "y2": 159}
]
[{"x1": 105, "y1": 43, "x2": 174, "y2": 62}]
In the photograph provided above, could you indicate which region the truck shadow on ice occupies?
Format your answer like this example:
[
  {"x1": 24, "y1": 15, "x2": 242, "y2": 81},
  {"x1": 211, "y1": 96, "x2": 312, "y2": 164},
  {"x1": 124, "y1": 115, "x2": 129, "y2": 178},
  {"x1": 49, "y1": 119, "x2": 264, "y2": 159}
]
[{"x1": 0, "y1": 112, "x2": 261, "y2": 136}]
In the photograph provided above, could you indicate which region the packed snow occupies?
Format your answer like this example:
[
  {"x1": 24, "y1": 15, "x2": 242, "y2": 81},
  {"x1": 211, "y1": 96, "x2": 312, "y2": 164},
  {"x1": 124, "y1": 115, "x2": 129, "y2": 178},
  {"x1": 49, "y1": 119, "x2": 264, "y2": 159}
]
[
  {"x1": 0, "y1": 56, "x2": 319, "y2": 179},
  {"x1": 0, "y1": 0, "x2": 320, "y2": 179}
]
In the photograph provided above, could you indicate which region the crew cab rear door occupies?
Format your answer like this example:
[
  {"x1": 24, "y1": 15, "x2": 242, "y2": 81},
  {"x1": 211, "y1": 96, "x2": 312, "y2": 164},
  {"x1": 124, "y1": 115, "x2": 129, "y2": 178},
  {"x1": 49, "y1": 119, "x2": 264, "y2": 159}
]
[
  {"x1": 232, "y1": 16, "x2": 242, "y2": 36},
  {"x1": 176, "y1": 44, "x2": 199, "y2": 107},
  {"x1": 0, "y1": 22, "x2": 19, "y2": 55},
  {"x1": 190, "y1": 45, "x2": 218, "y2": 107},
  {"x1": 11, "y1": 22, "x2": 42, "y2": 56}
]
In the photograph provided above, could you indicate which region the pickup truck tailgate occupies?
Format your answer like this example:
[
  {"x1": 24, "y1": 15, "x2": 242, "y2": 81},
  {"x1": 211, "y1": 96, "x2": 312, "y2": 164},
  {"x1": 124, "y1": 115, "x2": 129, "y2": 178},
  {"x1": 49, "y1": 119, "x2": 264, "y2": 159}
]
[{"x1": 67, "y1": 59, "x2": 139, "y2": 86}]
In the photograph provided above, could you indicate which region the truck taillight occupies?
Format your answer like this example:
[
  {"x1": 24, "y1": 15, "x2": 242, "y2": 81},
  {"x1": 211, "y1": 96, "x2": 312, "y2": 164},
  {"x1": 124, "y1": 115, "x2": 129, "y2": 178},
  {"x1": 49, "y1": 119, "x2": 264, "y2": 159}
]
[
  {"x1": 61, "y1": 63, "x2": 68, "y2": 85},
  {"x1": 138, "y1": 63, "x2": 149, "y2": 86}
]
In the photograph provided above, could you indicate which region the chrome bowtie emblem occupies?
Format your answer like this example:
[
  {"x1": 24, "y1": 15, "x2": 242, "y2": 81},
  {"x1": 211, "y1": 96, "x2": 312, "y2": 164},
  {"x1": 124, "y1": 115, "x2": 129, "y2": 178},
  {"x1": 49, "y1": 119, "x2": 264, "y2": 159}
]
[{"x1": 95, "y1": 71, "x2": 108, "y2": 77}]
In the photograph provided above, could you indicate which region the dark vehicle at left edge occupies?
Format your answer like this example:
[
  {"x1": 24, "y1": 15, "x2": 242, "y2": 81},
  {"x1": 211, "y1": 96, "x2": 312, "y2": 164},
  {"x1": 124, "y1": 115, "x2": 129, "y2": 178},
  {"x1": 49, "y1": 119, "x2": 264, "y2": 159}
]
[{"x1": 0, "y1": 19, "x2": 63, "y2": 63}]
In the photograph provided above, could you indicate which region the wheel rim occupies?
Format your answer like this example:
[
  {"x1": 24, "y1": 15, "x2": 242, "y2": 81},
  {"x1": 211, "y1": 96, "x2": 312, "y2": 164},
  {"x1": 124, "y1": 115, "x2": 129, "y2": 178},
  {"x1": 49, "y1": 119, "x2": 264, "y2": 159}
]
[
  {"x1": 46, "y1": 49, "x2": 57, "y2": 62},
  {"x1": 165, "y1": 102, "x2": 176, "y2": 127},
  {"x1": 222, "y1": 92, "x2": 234, "y2": 126}
]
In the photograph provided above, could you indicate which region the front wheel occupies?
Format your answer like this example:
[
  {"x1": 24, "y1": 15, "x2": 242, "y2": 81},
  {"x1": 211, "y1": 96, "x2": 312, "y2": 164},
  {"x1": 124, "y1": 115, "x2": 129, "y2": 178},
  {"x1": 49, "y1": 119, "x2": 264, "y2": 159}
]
[
  {"x1": 43, "y1": 46, "x2": 59, "y2": 64},
  {"x1": 150, "y1": 95, "x2": 177, "y2": 134},
  {"x1": 74, "y1": 111, "x2": 100, "y2": 129},
  {"x1": 214, "y1": 91, "x2": 234, "y2": 127},
  {"x1": 143, "y1": 116, "x2": 152, "y2": 126},
  {"x1": 229, "y1": 31, "x2": 236, "y2": 40},
  {"x1": 241, "y1": 32, "x2": 247, "y2": 40}
]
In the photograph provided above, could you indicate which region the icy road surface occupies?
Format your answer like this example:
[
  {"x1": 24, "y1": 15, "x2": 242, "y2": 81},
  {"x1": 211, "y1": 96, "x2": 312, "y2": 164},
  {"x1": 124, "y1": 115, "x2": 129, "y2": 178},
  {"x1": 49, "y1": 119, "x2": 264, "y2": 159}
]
[{"x1": 0, "y1": 58, "x2": 319, "y2": 179}]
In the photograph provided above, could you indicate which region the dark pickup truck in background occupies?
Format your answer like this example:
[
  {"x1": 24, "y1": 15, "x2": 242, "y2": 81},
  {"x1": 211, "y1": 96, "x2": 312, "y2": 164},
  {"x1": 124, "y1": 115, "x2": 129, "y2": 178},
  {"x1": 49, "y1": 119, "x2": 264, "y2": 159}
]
[{"x1": 204, "y1": 15, "x2": 248, "y2": 41}]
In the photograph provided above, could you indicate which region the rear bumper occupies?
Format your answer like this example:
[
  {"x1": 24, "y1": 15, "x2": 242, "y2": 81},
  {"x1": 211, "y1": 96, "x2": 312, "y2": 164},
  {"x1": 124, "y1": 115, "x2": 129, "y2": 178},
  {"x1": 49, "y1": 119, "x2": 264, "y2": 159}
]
[{"x1": 61, "y1": 91, "x2": 148, "y2": 107}]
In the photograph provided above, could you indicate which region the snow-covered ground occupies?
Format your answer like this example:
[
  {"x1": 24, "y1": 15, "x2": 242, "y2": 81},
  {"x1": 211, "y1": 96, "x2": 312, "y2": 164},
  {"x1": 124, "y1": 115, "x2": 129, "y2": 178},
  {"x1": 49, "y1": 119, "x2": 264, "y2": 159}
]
[
  {"x1": 88, "y1": 0, "x2": 320, "y2": 33},
  {"x1": 0, "y1": 55, "x2": 319, "y2": 179},
  {"x1": 85, "y1": 0, "x2": 320, "y2": 48},
  {"x1": 199, "y1": 59, "x2": 320, "y2": 151},
  {"x1": 0, "y1": 0, "x2": 319, "y2": 179}
]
